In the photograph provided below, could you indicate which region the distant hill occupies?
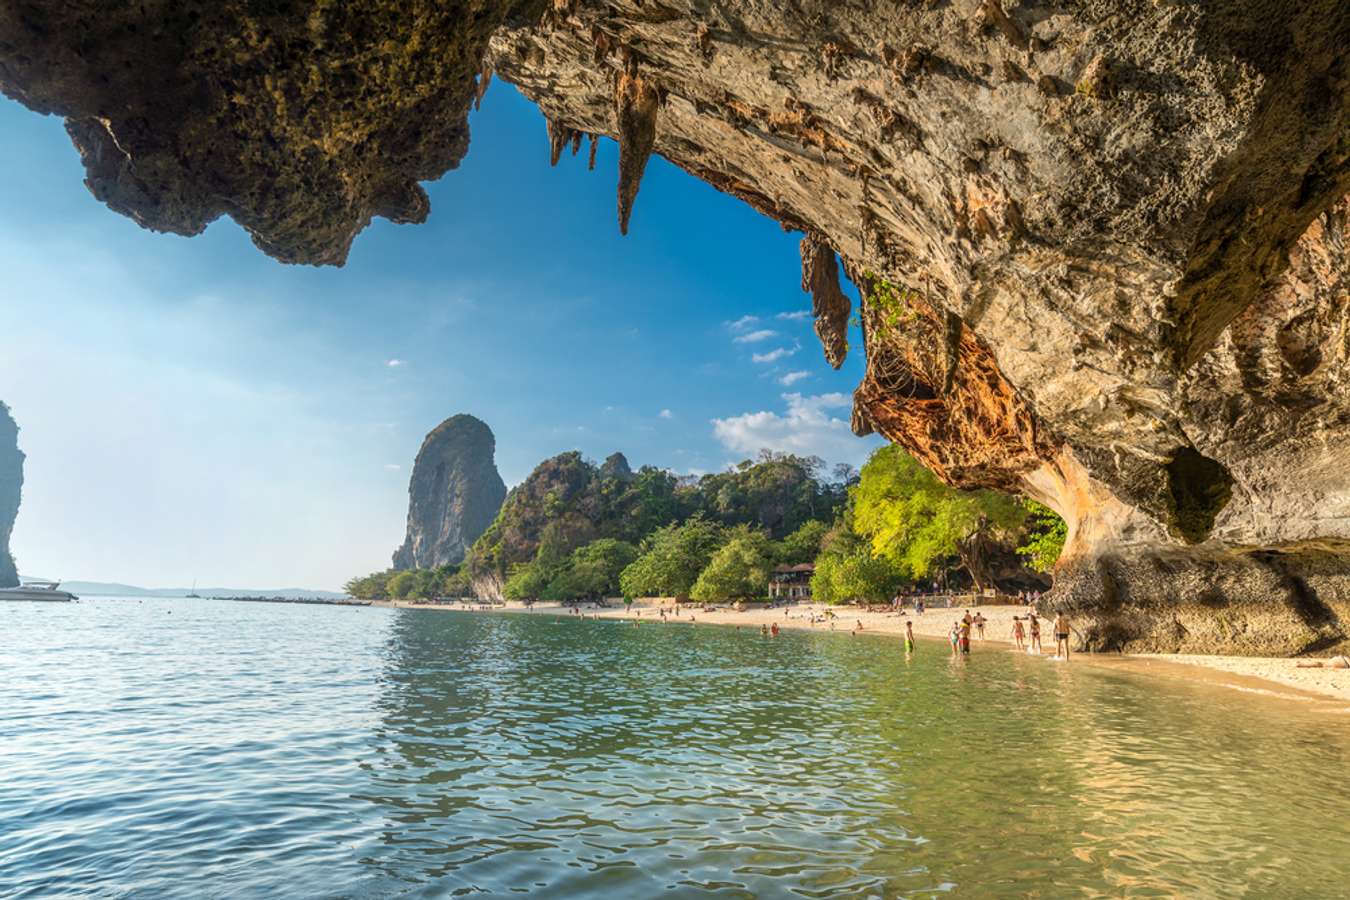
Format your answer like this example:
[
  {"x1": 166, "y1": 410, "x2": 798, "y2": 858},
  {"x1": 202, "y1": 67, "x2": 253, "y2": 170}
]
[{"x1": 21, "y1": 578, "x2": 347, "y2": 600}]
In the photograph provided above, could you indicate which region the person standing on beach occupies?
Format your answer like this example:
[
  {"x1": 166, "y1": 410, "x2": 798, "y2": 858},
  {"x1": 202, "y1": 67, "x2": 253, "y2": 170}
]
[
  {"x1": 1028, "y1": 613, "x2": 1042, "y2": 654},
  {"x1": 1011, "y1": 616, "x2": 1026, "y2": 651},
  {"x1": 904, "y1": 620, "x2": 916, "y2": 655},
  {"x1": 973, "y1": 612, "x2": 986, "y2": 640},
  {"x1": 1054, "y1": 612, "x2": 1072, "y2": 660}
]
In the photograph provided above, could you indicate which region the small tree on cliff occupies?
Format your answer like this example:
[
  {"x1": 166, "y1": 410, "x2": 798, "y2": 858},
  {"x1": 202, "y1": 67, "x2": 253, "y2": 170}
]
[
  {"x1": 851, "y1": 445, "x2": 1025, "y2": 591},
  {"x1": 1016, "y1": 500, "x2": 1067, "y2": 573}
]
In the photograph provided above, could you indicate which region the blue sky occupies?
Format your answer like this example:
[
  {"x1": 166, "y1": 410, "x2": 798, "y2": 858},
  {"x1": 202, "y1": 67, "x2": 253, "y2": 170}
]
[{"x1": 0, "y1": 83, "x2": 881, "y2": 590}]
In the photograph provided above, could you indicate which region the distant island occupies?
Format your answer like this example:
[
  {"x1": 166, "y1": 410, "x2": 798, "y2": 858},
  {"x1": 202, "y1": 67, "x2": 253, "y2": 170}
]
[{"x1": 21, "y1": 579, "x2": 348, "y2": 600}]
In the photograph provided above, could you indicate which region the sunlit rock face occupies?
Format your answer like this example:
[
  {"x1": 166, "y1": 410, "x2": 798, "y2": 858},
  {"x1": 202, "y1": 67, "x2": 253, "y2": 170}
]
[
  {"x1": 0, "y1": 403, "x2": 23, "y2": 588},
  {"x1": 2, "y1": 1, "x2": 1349, "y2": 652},
  {"x1": 393, "y1": 415, "x2": 506, "y2": 571}
]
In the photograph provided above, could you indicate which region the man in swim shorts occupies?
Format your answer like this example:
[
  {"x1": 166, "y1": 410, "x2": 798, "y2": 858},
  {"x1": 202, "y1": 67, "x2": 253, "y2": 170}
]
[
  {"x1": 904, "y1": 620, "x2": 916, "y2": 655},
  {"x1": 1053, "y1": 611, "x2": 1071, "y2": 660}
]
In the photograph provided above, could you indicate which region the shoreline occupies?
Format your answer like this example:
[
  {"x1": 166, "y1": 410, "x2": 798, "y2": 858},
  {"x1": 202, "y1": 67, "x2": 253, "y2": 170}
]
[{"x1": 376, "y1": 598, "x2": 1350, "y2": 707}]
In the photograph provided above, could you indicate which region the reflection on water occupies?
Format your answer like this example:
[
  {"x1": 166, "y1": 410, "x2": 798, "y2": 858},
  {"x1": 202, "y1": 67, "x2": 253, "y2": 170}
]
[{"x1": 2, "y1": 599, "x2": 1348, "y2": 898}]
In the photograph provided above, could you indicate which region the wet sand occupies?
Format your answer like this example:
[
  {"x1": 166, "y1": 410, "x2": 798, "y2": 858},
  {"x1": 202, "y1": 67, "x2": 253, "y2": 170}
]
[{"x1": 379, "y1": 597, "x2": 1350, "y2": 706}]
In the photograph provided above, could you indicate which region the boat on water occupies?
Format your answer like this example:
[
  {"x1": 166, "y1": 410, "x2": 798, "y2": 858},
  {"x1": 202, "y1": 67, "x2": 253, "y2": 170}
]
[{"x1": 0, "y1": 580, "x2": 79, "y2": 602}]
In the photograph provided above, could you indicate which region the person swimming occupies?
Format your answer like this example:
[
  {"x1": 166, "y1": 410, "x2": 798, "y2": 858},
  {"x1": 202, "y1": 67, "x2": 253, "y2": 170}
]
[{"x1": 770, "y1": 622, "x2": 780, "y2": 637}]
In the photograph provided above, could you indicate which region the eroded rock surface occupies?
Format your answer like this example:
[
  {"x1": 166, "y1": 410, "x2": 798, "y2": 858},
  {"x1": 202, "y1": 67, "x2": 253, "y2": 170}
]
[
  {"x1": 3, "y1": 1, "x2": 1350, "y2": 653},
  {"x1": 0, "y1": 1, "x2": 543, "y2": 264},
  {"x1": 0, "y1": 403, "x2": 23, "y2": 588},
  {"x1": 393, "y1": 415, "x2": 506, "y2": 570}
]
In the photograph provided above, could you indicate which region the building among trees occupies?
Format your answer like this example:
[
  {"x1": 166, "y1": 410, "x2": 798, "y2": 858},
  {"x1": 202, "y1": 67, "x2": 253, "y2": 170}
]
[{"x1": 769, "y1": 563, "x2": 814, "y2": 601}]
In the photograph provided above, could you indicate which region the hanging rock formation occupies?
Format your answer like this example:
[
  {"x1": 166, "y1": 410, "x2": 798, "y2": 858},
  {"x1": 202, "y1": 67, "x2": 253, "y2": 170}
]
[
  {"x1": 0, "y1": 403, "x2": 23, "y2": 588},
  {"x1": 393, "y1": 415, "x2": 506, "y2": 571},
  {"x1": 3, "y1": 1, "x2": 1350, "y2": 654}
]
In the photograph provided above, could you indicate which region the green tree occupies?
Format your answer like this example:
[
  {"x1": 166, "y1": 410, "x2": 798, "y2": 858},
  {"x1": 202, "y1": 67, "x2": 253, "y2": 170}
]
[
  {"x1": 810, "y1": 549, "x2": 905, "y2": 604},
  {"x1": 548, "y1": 538, "x2": 638, "y2": 601},
  {"x1": 387, "y1": 570, "x2": 418, "y2": 600},
  {"x1": 690, "y1": 527, "x2": 774, "y2": 602},
  {"x1": 777, "y1": 519, "x2": 829, "y2": 564},
  {"x1": 619, "y1": 515, "x2": 725, "y2": 599},
  {"x1": 1016, "y1": 500, "x2": 1067, "y2": 572},
  {"x1": 851, "y1": 445, "x2": 1026, "y2": 591},
  {"x1": 344, "y1": 570, "x2": 394, "y2": 600},
  {"x1": 503, "y1": 562, "x2": 552, "y2": 601},
  {"x1": 438, "y1": 568, "x2": 475, "y2": 599}
]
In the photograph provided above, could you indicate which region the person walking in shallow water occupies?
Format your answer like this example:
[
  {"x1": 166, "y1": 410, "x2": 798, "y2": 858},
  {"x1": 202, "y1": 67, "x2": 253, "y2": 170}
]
[
  {"x1": 1027, "y1": 613, "x2": 1042, "y2": 654},
  {"x1": 904, "y1": 620, "x2": 916, "y2": 655},
  {"x1": 1054, "y1": 611, "x2": 1072, "y2": 660},
  {"x1": 1011, "y1": 616, "x2": 1025, "y2": 651}
]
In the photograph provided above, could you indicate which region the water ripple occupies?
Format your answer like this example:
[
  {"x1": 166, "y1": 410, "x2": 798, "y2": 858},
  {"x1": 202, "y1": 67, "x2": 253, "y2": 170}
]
[{"x1": 2, "y1": 599, "x2": 1348, "y2": 897}]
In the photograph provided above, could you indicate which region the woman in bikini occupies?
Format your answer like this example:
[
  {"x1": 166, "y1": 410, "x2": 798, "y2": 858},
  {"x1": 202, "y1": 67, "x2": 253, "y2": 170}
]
[
  {"x1": 1011, "y1": 616, "x2": 1025, "y2": 651},
  {"x1": 1027, "y1": 613, "x2": 1042, "y2": 654}
]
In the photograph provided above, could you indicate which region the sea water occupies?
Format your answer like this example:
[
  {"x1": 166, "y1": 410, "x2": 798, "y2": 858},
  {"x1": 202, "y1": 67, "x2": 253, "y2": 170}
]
[{"x1": 2, "y1": 597, "x2": 1348, "y2": 897}]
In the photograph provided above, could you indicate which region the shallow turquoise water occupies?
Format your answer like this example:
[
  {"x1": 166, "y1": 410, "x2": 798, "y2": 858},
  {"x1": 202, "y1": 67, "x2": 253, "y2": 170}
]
[{"x1": 2, "y1": 598, "x2": 1348, "y2": 898}]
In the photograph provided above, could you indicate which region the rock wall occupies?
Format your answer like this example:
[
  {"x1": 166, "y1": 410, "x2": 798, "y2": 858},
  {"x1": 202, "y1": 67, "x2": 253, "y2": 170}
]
[
  {"x1": 3, "y1": 1, "x2": 1349, "y2": 653},
  {"x1": 393, "y1": 414, "x2": 506, "y2": 570},
  {"x1": 0, "y1": 403, "x2": 23, "y2": 588}
]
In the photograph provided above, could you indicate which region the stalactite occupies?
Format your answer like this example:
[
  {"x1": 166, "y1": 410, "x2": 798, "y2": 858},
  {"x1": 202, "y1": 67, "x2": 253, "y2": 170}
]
[
  {"x1": 546, "y1": 117, "x2": 569, "y2": 166},
  {"x1": 588, "y1": 133, "x2": 599, "y2": 171},
  {"x1": 474, "y1": 62, "x2": 492, "y2": 111},
  {"x1": 615, "y1": 70, "x2": 660, "y2": 235},
  {"x1": 801, "y1": 232, "x2": 850, "y2": 369}
]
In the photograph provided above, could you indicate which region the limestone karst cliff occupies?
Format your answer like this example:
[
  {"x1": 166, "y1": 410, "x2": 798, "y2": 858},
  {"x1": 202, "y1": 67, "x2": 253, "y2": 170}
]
[
  {"x1": 2, "y1": 1, "x2": 1349, "y2": 653},
  {"x1": 0, "y1": 403, "x2": 24, "y2": 588},
  {"x1": 393, "y1": 415, "x2": 506, "y2": 571}
]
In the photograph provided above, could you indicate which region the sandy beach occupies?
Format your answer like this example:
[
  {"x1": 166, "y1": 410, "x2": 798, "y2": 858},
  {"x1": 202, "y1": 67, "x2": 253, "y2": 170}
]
[{"x1": 379, "y1": 597, "x2": 1350, "y2": 707}]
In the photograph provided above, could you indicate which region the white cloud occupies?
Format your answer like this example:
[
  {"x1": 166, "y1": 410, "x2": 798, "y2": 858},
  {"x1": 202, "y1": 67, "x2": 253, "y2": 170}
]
[
  {"x1": 385, "y1": 358, "x2": 404, "y2": 367},
  {"x1": 778, "y1": 370, "x2": 810, "y2": 386},
  {"x1": 711, "y1": 392, "x2": 880, "y2": 467},
  {"x1": 726, "y1": 314, "x2": 759, "y2": 332},
  {"x1": 733, "y1": 328, "x2": 777, "y2": 344},
  {"x1": 776, "y1": 310, "x2": 812, "y2": 321},
  {"x1": 752, "y1": 346, "x2": 797, "y2": 364},
  {"x1": 659, "y1": 408, "x2": 673, "y2": 419}
]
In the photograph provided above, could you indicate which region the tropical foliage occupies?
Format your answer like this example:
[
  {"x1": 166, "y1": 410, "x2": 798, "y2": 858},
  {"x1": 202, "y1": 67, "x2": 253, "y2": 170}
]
[
  {"x1": 348, "y1": 444, "x2": 1067, "y2": 604},
  {"x1": 689, "y1": 527, "x2": 775, "y2": 602},
  {"x1": 618, "y1": 516, "x2": 726, "y2": 599},
  {"x1": 1016, "y1": 500, "x2": 1068, "y2": 573}
]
